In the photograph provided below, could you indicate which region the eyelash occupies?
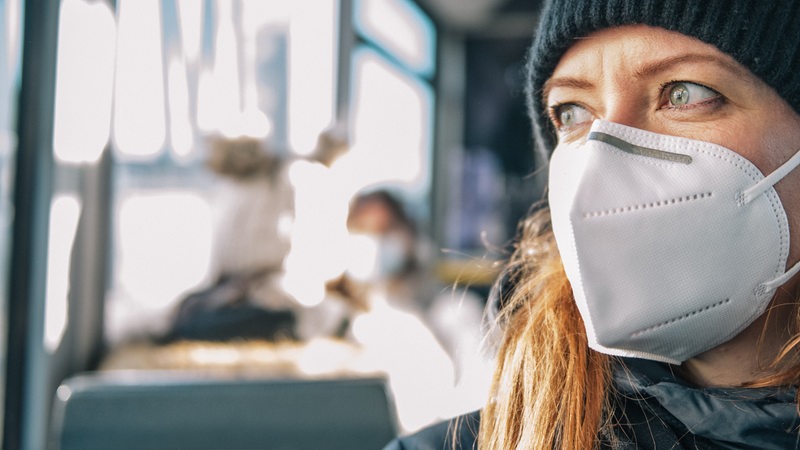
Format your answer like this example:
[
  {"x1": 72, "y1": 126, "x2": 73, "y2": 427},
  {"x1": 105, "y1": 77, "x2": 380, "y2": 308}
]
[{"x1": 547, "y1": 104, "x2": 562, "y2": 128}]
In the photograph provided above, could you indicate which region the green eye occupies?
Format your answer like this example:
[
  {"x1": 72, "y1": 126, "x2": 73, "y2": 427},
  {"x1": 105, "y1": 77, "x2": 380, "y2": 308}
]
[
  {"x1": 560, "y1": 107, "x2": 576, "y2": 127},
  {"x1": 669, "y1": 83, "x2": 690, "y2": 105},
  {"x1": 553, "y1": 103, "x2": 591, "y2": 132},
  {"x1": 666, "y1": 82, "x2": 719, "y2": 107}
]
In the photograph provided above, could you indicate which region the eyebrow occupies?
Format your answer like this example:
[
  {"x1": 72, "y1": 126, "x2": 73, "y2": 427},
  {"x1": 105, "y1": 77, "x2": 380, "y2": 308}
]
[
  {"x1": 542, "y1": 52, "x2": 750, "y2": 104},
  {"x1": 542, "y1": 77, "x2": 595, "y2": 101},
  {"x1": 633, "y1": 53, "x2": 750, "y2": 80}
]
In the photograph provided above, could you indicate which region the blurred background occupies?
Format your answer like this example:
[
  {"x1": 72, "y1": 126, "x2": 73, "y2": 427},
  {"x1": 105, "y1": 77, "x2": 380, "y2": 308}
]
[{"x1": 0, "y1": 0, "x2": 545, "y2": 448}]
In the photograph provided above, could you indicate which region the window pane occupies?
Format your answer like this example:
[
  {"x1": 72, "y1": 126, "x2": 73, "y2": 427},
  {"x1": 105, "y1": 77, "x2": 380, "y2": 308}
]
[
  {"x1": 287, "y1": 0, "x2": 337, "y2": 155},
  {"x1": 52, "y1": 0, "x2": 115, "y2": 163},
  {"x1": 342, "y1": 47, "x2": 433, "y2": 198},
  {"x1": 112, "y1": 0, "x2": 167, "y2": 159},
  {"x1": 353, "y1": 0, "x2": 435, "y2": 77},
  {"x1": 106, "y1": 0, "x2": 339, "y2": 343}
]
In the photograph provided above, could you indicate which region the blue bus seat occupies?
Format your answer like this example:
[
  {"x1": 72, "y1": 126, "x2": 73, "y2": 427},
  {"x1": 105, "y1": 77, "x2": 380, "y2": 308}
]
[{"x1": 48, "y1": 372, "x2": 399, "y2": 450}]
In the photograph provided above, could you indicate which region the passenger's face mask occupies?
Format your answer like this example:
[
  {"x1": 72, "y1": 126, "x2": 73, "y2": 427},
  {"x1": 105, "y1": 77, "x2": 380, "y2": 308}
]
[
  {"x1": 374, "y1": 232, "x2": 410, "y2": 278},
  {"x1": 548, "y1": 120, "x2": 800, "y2": 364},
  {"x1": 347, "y1": 232, "x2": 410, "y2": 282}
]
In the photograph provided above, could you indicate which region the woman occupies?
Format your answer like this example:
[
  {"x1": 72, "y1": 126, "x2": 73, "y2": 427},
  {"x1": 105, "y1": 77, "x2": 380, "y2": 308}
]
[{"x1": 383, "y1": 0, "x2": 800, "y2": 448}]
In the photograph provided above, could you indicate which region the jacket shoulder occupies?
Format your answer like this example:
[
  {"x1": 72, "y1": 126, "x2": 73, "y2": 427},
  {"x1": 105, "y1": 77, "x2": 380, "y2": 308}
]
[{"x1": 381, "y1": 411, "x2": 481, "y2": 450}]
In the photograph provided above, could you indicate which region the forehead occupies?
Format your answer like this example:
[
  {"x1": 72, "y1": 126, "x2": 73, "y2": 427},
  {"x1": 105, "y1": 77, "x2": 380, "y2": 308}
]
[{"x1": 546, "y1": 25, "x2": 750, "y2": 94}]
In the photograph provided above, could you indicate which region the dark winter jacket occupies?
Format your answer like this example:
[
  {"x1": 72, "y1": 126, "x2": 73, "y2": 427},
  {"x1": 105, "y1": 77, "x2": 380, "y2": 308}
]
[{"x1": 382, "y1": 358, "x2": 800, "y2": 449}]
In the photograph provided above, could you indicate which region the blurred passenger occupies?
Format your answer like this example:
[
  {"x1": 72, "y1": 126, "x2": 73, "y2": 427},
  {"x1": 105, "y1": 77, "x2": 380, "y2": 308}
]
[
  {"x1": 344, "y1": 190, "x2": 423, "y2": 310},
  {"x1": 161, "y1": 133, "x2": 356, "y2": 343},
  {"x1": 340, "y1": 189, "x2": 491, "y2": 429},
  {"x1": 140, "y1": 132, "x2": 489, "y2": 433}
]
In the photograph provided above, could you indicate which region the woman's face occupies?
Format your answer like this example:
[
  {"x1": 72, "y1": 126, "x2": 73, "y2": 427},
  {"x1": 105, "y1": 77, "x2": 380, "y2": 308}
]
[{"x1": 545, "y1": 24, "x2": 800, "y2": 265}]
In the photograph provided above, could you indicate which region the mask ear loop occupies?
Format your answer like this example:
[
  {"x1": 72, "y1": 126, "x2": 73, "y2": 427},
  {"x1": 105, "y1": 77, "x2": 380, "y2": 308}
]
[
  {"x1": 763, "y1": 261, "x2": 800, "y2": 292},
  {"x1": 746, "y1": 149, "x2": 800, "y2": 292},
  {"x1": 741, "y1": 149, "x2": 800, "y2": 205}
]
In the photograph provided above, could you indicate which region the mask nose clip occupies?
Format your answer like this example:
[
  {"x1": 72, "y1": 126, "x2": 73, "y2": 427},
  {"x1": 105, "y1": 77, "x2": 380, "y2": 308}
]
[{"x1": 588, "y1": 131, "x2": 693, "y2": 164}]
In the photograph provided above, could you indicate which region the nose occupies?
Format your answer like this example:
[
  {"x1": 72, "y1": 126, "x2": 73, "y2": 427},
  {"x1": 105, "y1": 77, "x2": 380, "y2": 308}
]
[{"x1": 600, "y1": 92, "x2": 650, "y2": 131}]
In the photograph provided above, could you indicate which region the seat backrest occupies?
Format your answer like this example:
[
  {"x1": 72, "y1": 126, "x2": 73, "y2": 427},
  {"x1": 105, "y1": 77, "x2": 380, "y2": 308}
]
[{"x1": 49, "y1": 372, "x2": 399, "y2": 450}]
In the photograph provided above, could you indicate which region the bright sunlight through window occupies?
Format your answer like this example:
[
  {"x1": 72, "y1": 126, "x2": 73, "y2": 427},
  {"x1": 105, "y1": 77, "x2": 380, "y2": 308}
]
[
  {"x1": 354, "y1": 0, "x2": 435, "y2": 76},
  {"x1": 44, "y1": 195, "x2": 81, "y2": 353},
  {"x1": 337, "y1": 48, "x2": 433, "y2": 196},
  {"x1": 113, "y1": 0, "x2": 167, "y2": 159},
  {"x1": 288, "y1": 0, "x2": 337, "y2": 155},
  {"x1": 52, "y1": 0, "x2": 115, "y2": 164}
]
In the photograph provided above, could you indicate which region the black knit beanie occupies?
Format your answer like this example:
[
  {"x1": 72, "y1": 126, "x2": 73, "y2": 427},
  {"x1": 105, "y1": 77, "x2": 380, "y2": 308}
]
[{"x1": 526, "y1": 0, "x2": 800, "y2": 157}]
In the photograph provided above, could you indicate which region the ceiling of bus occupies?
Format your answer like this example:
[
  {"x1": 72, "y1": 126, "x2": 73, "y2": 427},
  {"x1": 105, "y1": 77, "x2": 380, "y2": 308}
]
[{"x1": 418, "y1": 0, "x2": 541, "y2": 34}]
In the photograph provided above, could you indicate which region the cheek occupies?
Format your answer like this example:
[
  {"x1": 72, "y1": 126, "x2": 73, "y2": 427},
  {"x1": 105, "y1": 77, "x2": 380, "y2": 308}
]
[
  {"x1": 708, "y1": 114, "x2": 800, "y2": 264},
  {"x1": 716, "y1": 112, "x2": 800, "y2": 175},
  {"x1": 759, "y1": 120, "x2": 800, "y2": 265},
  {"x1": 778, "y1": 177, "x2": 800, "y2": 266},
  {"x1": 776, "y1": 147, "x2": 800, "y2": 259}
]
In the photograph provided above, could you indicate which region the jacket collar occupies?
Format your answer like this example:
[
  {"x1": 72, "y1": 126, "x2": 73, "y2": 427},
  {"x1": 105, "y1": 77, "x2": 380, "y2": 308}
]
[{"x1": 614, "y1": 358, "x2": 800, "y2": 449}]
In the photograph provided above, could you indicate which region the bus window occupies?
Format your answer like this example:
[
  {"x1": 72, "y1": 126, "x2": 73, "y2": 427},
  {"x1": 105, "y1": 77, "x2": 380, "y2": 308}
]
[
  {"x1": 99, "y1": 0, "x2": 452, "y2": 435},
  {"x1": 104, "y1": 0, "x2": 439, "y2": 347},
  {"x1": 105, "y1": 0, "x2": 342, "y2": 343}
]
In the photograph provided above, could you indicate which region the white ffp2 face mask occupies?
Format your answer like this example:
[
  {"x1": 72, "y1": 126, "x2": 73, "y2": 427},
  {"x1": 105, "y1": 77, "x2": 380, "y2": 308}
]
[{"x1": 548, "y1": 120, "x2": 800, "y2": 364}]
